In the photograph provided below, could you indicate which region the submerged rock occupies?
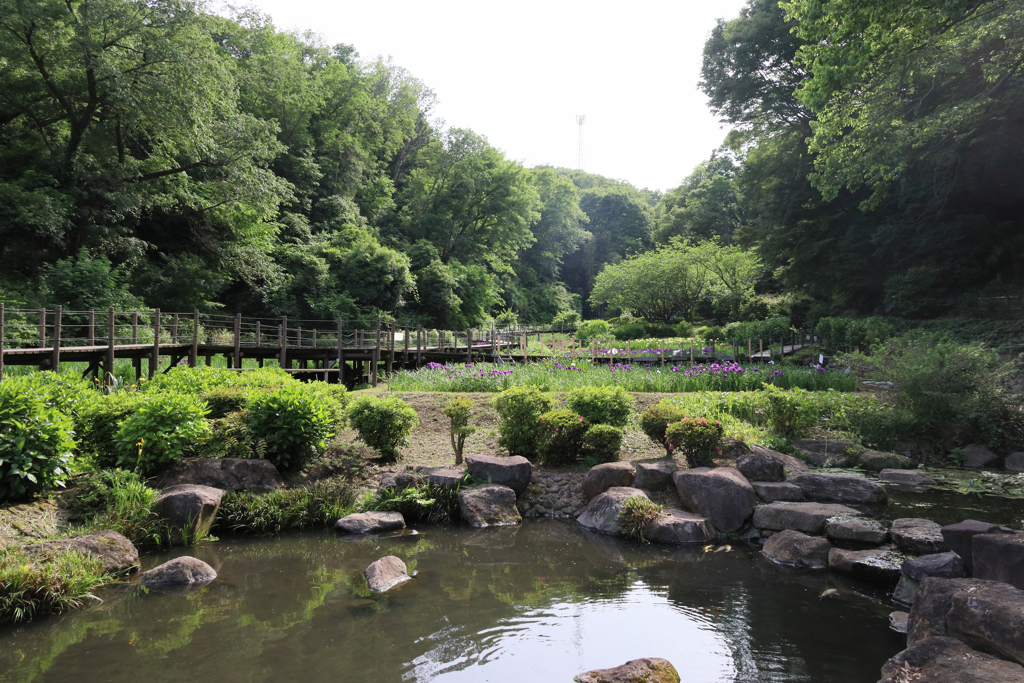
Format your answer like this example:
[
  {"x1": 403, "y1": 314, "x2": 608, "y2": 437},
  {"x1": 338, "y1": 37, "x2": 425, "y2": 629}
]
[
  {"x1": 583, "y1": 462, "x2": 635, "y2": 499},
  {"x1": 673, "y1": 467, "x2": 756, "y2": 533},
  {"x1": 25, "y1": 530, "x2": 139, "y2": 574},
  {"x1": 576, "y1": 487, "x2": 648, "y2": 536},
  {"x1": 140, "y1": 556, "x2": 216, "y2": 587},
  {"x1": 334, "y1": 511, "x2": 405, "y2": 535},
  {"x1": 878, "y1": 468, "x2": 937, "y2": 488},
  {"x1": 752, "y1": 502, "x2": 862, "y2": 535},
  {"x1": 645, "y1": 509, "x2": 717, "y2": 545},
  {"x1": 761, "y1": 530, "x2": 831, "y2": 569},
  {"x1": 574, "y1": 657, "x2": 680, "y2": 683},
  {"x1": 457, "y1": 485, "x2": 522, "y2": 527},
  {"x1": 364, "y1": 556, "x2": 411, "y2": 593},
  {"x1": 879, "y1": 637, "x2": 1024, "y2": 683},
  {"x1": 890, "y1": 518, "x2": 949, "y2": 556},
  {"x1": 465, "y1": 455, "x2": 532, "y2": 496}
]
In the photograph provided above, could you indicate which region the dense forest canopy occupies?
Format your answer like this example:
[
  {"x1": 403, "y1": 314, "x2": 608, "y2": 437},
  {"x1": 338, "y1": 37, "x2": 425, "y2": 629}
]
[{"x1": 1, "y1": 0, "x2": 1021, "y2": 328}]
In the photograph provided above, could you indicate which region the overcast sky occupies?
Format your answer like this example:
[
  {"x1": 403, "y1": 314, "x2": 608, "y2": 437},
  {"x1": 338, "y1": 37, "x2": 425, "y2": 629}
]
[{"x1": 234, "y1": 0, "x2": 750, "y2": 192}]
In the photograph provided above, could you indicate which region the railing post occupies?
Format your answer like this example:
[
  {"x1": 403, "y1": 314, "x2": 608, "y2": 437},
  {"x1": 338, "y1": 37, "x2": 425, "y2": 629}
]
[
  {"x1": 190, "y1": 310, "x2": 199, "y2": 368},
  {"x1": 279, "y1": 316, "x2": 288, "y2": 369},
  {"x1": 150, "y1": 308, "x2": 160, "y2": 378},
  {"x1": 106, "y1": 308, "x2": 116, "y2": 386},
  {"x1": 372, "y1": 316, "x2": 380, "y2": 387},
  {"x1": 51, "y1": 305, "x2": 62, "y2": 372},
  {"x1": 416, "y1": 325, "x2": 422, "y2": 366},
  {"x1": 88, "y1": 309, "x2": 95, "y2": 346},
  {"x1": 404, "y1": 325, "x2": 409, "y2": 368},
  {"x1": 132, "y1": 310, "x2": 138, "y2": 344},
  {"x1": 255, "y1": 320, "x2": 261, "y2": 346},
  {"x1": 233, "y1": 312, "x2": 241, "y2": 369},
  {"x1": 385, "y1": 322, "x2": 394, "y2": 376},
  {"x1": 0, "y1": 303, "x2": 5, "y2": 382},
  {"x1": 337, "y1": 318, "x2": 344, "y2": 384},
  {"x1": 172, "y1": 313, "x2": 179, "y2": 345},
  {"x1": 466, "y1": 328, "x2": 472, "y2": 363},
  {"x1": 38, "y1": 308, "x2": 45, "y2": 348}
]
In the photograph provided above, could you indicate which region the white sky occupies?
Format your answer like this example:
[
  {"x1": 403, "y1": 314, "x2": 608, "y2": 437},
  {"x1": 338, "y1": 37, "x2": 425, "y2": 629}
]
[{"x1": 235, "y1": 0, "x2": 749, "y2": 192}]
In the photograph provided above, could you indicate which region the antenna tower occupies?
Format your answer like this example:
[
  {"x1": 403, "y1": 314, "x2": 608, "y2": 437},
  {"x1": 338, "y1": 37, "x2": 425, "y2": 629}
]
[{"x1": 576, "y1": 115, "x2": 585, "y2": 170}]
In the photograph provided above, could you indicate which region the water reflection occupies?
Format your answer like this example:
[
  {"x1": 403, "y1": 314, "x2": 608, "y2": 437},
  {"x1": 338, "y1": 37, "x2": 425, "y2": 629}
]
[{"x1": 0, "y1": 521, "x2": 903, "y2": 683}]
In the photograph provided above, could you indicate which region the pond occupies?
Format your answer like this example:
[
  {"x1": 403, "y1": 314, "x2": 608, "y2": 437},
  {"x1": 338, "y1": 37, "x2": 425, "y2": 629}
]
[{"x1": 0, "y1": 520, "x2": 907, "y2": 683}]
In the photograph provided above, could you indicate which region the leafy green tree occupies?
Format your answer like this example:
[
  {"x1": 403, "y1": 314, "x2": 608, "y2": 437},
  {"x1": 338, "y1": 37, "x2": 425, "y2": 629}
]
[{"x1": 655, "y1": 150, "x2": 747, "y2": 244}]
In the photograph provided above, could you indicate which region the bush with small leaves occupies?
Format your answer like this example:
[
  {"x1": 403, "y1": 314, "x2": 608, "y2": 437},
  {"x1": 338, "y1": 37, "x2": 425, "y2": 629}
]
[
  {"x1": 248, "y1": 385, "x2": 334, "y2": 470},
  {"x1": 567, "y1": 385, "x2": 634, "y2": 428},
  {"x1": 537, "y1": 409, "x2": 590, "y2": 465},
  {"x1": 665, "y1": 418, "x2": 724, "y2": 468},
  {"x1": 202, "y1": 387, "x2": 248, "y2": 419},
  {"x1": 492, "y1": 385, "x2": 555, "y2": 459},
  {"x1": 617, "y1": 496, "x2": 663, "y2": 543},
  {"x1": 346, "y1": 395, "x2": 419, "y2": 461},
  {"x1": 638, "y1": 403, "x2": 688, "y2": 455},
  {"x1": 581, "y1": 424, "x2": 624, "y2": 465},
  {"x1": 114, "y1": 394, "x2": 210, "y2": 474},
  {"x1": 762, "y1": 384, "x2": 817, "y2": 438},
  {"x1": 0, "y1": 383, "x2": 76, "y2": 502},
  {"x1": 442, "y1": 397, "x2": 476, "y2": 465},
  {"x1": 77, "y1": 393, "x2": 148, "y2": 468}
]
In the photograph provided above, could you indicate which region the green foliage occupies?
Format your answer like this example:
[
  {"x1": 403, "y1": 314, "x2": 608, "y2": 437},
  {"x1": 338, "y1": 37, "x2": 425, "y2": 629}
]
[
  {"x1": 575, "y1": 319, "x2": 612, "y2": 344},
  {"x1": 762, "y1": 385, "x2": 818, "y2": 438},
  {"x1": 217, "y1": 481, "x2": 356, "y2": 534},
  {"x1": 363, "y1": 480, "x2": 465, "y2": 524},
  {"x1": 442, "y1": 397, "x2": 476, "y2": 465},
  {"x1": 581, "y1": 424, "x2": 624, "y2": 465},
  {"x1": 113, "y1": 394, "x2": 209, "y2": 474},
  {"x1": 638, "y1": 403, "x2": 688, "y2": 455},
  {"x1": 0, "y1": 382, "x2": 75, "y2": 502},
  {"x1": 248, "y1": 385, "x2": 334, "y2": 470},
  {"x1": 616, "y1": 496, "x2": 663, "y2": 544},
  {"x1": 346, "y1": 395, "x2": 419, "y2": 461},
  {"x1": 76, "y1": 393, "x2": 148, "y2": 468},
  {"x1": 0, "y1": 547, "x2": 108, "y2": 625},
  {"x1": 725, "y1": 315, "x2": 793, "y2": 343},
  {"x1": 492, "y1": 386, "x2": 555, "y2": 459},
  {"x1": 536, "y1": 409, "x2": 590, "y2": 465},
  {"x1": 815, "y1": 317, "x2": 902, "y2": 352},
  {"x1": 65, "y1": 469, "x2": 148, "y2": 525},
  {"x1": 81, "y1": 473, "x2": 168, "y2": 548},
  {"x1": 552, "y1": 310, "x2": 581, "y2": 327},
  {"x1": 202, "y1": 387, "x2": 249, "y2": 419},
  {"x1": 566, "y1": 385, "x2": 634, "y2": 428},
  {"x1": 666, "y1": 418, "x2": 724, "y2": 468},
  {"x1": 195, "y1": 410, "x2": 254, "y2": 460}
]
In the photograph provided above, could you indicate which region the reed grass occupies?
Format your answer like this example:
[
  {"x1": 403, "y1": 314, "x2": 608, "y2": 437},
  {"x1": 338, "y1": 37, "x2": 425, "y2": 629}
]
[{"x1": 0, "y1": 547, "x2": 110, "y2": 624}]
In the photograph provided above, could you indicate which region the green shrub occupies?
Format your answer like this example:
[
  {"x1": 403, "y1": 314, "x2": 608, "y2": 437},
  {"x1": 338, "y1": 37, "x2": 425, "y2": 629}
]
[
  {"x1": 552, "y1": 310, "x2": 581, "y2": 327},
  {"x1": 575, "y1": 319, "x2": 612, "y2": 344},
  {"x1": 0, "y1": 547, "x2": 109, "y2": 624},
  {"x1": 297, "y1": 381, "x2": 349, "y2": 427},
  {"x1": 638, "y1": 402, "x2": 688, "y2": 455},
  {"x1": 537, "y1": 409, "x2": 590, "y2": 465},
  {"x1": 666, "y1": 417, "x2": 724, "y2": 468},
  {"x1": 248, "y1": 384, "x2": 334, "y2": 469},
  {"x1": 581, "y1": 424, "x2": 624, "y2": 464},
  {"x1": 617, "y1": 496, "x2": 663, "y2": 543},
  {"x1": 346, "y1": 395, "x2": 419, "y2": 461},
  {"x1": 762, "y1": 385, "x2": 818, "y2": 438},
  {"x1": 362, "y1": 479, "x2": 466, "y2": 524},
  {"x1": 611, "y1": 322, "x2": 648, "y2": 341},
  {"x1": 195, "y1": 410, "x2": 253, "y2": 460},
  {"x1": 674, "y1": 320, "x2": 694, "y2": 337},
  {"x1": 442, "y1": 397, "x2": 476, "y2": 465},
  {"x1": 0, "y1": 383, "x2": 76, "y2": 502},
  {"x1": 1, "y1": 373, "x2": 98, "y2": 421},
  {"x1": 76, "y1": 393, "x2": 148, "y2": 468},
  {"x1": 492, "y1": 385, "x2": 555, "y2": 459},
  {"x1": 202, "y1": 387, "x2": 249, "y2": 419},
  {"x1": 114, "y1": 394, "x2": 210, "y2": 474},
  {"x1": 567, "y1": 385, "x2": 634, "y2": 428},
  {"x1": 217, "y1": 480, "x2": 356, "y2": 534}
]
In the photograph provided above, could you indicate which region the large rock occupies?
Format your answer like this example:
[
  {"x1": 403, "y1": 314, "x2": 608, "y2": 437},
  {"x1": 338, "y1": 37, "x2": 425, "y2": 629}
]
[
  {"x1": 673, "y1": 467, "x2": 756, "y2": 533},
  {"x1": 465, "y1": 454, "x2": 532, "y2": 496},
  {"x1": 748, "y1": 445, "x2": 809, "y2": 477},
  {"x1": 752, "y1": 502, "x2": 862, "y2": 535},
  {"x1": 736, "y1": 451, "x2": 784, "y2": 482},
  {"x1": 140, "y1": 556, "x2": 216, "y2": 587},
  {"x1": 423, "y1": 467, "x2": 467, "y2": 488},
  {"x1": 973, "y1": 532, "x2": 1024, "y2": 589},
  {"x1": 947, "y1": 581, "x2": 1024, "y2": 666},
  {"x1": 645, "y1": 509, "x2": 717, "y2": 545},
  {"x1": 152, "y1": 485, "x2": 224, "y2": 545},
  {"x1": 576, "y1": 487, "x2": 648, "y2": 536},
  {"x1": 962, "y1": 443, "x2": 1000, "y2": 468},
  {"x1": 825, "y1": 517, "x2": 888, "y2": 547},
  {"x1": 157, "y1": 457, "x2": 284, "y2": 492},
  {"x1": 633, "y1": 461, "x2": 676, "y2": 491},
  {"x1": 25, "y1": 530, "x2": 139, "y2": 574},
  {"x1": 583, "y1": 462, "x2": 635, "y2": 499},
  {"x1": 334, "y1": 511, "x2": 405, "y2": 535},
  {"x1": 378, "y1": 471, "x2": 425, "y2": 492},
  {"x1": 879, "y1": 469, "x2": 937, "y2": 487},
  {"x1": 752, "y1": 482, "x2": 804, "y2": 502},
  {"x1": 574, "y1": 658, "x2": 680, "y2": 683},
  {"x1": 457, "y1": 485, "x2": 522, "y2": 527},
  {"x1": 828, "y1": 548, "x2": 902, "y2": 585},
  {"x1": 907, "y1": 578, "x2": 1001, "y2": 645},
  {"x1": 719, "y1": 438, "x2": 750, "y2": 460},
  {"x1": 365, "y1": 556, "x2": 411, "y2": 593},
  {"x1": 857, "y1": 450, "x2": 913, "y2": 472},
  {"x1": 788, "y1": 472, "x2": 887, "y2": 506},
  {"x1": 891, "y1": 518, "x2": 949, "y2": 556},
  {"x1": 941, "y1": 520, "x2": 1016, "y2": 574},
  {"x1": 1006, "y1": 452, "x2": 1024, "y2": 473},
  {"x1": 894, "y1": 553, "x2": 967, "y2": 606},
  {"x1": 762, "y1": 529, "x2": 831, "y2": 569},
  {"x1": 879, "y1": 637, "x2": 1024, "y2": 683}
]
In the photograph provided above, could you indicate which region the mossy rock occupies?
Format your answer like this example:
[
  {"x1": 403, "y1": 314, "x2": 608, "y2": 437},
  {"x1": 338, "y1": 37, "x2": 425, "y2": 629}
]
[{"x1": 858, "y1": 450, "x2": 913, "y2": 472}]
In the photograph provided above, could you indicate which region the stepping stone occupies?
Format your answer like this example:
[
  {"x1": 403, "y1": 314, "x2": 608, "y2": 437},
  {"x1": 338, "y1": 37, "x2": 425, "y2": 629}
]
[
  {"x1": 825, "y1": 517, "x2": 888, "y2": 546},
  {"x1": 888, "y1": 611, "x2": 909, "y2": 634},
  {"x1": 940, "y1": 520, "x2": 1015, "y2": 574},
  {"x1": 335, "y1": 511, "x2": 405, "y2": 535},
  {"x1": 762, "y1": 530, "x2": 831, "y2": 569},
  {"x1": 828, "y1": 547, "x2": 902, "y2": 585},
  {"x1": 894, "y1": 552, "x2": 966, "y2": 606},
  {"x1": 752, "y1": 482, "x2": 804, "y2": 503},
  {"x1": 973, "y1": 532, "x2": 1024, "y2": 590},
  {"x1": 879, "y1": 636, "x2": 1024, "y2": 683},
  {"x1": 908, "y1": 578, "x2": 1000, "y2": 645},
  {"x1": 752, "y1": 502, "x2": 862, "y2": 535},
  {"x1": 890, "y1": 518, "x2": 948, "y2": 556},
  {"x1": 365, "y1": 556, "x2": 410, "y2": 593},
  {"x1": 789, "y1": 472, "x2": 887, "y2": 506},
  {"x1": 645, "y1": 509, "x2": 716, "y2": 545},
  {"x1": 947, "y1": 580, "x2": 1024, "y2": 667}
]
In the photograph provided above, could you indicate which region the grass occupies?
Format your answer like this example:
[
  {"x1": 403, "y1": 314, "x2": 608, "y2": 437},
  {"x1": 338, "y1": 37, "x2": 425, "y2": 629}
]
[
  {"x1": 617, "y1": 496, "x2": 663, "y2": 543},
  {"x1": 0, "y1": 546, "x2": 110, "y2": 624},
  {"x1": 358, "y1": 478, "x2": 468, "y2": 524},
  {"x1": 216, "y1": 480, "x2": 357, "y2": 534},
  {"x1": 387, "y1": 358, "x2": 856, "y2": 393}
]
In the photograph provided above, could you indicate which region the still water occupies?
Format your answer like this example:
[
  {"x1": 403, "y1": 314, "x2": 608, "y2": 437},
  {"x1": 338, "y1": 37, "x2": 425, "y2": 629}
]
[{"x1": 1, "y1": 520, "x2": 905, "y2": 683}]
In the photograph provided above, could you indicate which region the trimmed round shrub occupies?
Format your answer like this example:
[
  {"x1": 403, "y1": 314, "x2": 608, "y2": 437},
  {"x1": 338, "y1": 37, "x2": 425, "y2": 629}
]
[
  {"x1": 638, "y1": 403, "x2": 687, "y2": 455},
  {"x1": 114, "y1": 394, "x2": 210, "y2": 474},
  {"x1": 666, "y1": 417, "x2": 724, "y2": 468},
  {"x1": 581, "y1": 424, "x2": 624, "y2": 464},
  {"x1": 611, "y1": 322, "x2": 648, "y2": 341},
  {"x1": 492, "y1": 385, "x2": 555, "y2": 459},
  {"x1": 575, "y1": 319, "x2": 611, "y2": 344},
  {"x1": 346, "y1": 395, "x2": 419, "y2": 461},
  {"x1": 0, "y1": 383, "x2": 76, "y2": 502},
  {"x1": 537, "y1": 409, "x2": 590, "y2": 465},
  {"x1": 567, "y1": 385, "x2": 634, "y2": 428},
  {"x1": 77, "y1": 392, "x2": 148, "y2": 468},
  {"x1": 248, "y1": 384, "x2": 334, "y2": 470}
]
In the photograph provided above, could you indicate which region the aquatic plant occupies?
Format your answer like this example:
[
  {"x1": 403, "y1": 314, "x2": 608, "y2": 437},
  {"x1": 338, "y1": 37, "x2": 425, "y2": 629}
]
[{"x1": 617, "y1": 496, "x2": 663, "y2": 544}]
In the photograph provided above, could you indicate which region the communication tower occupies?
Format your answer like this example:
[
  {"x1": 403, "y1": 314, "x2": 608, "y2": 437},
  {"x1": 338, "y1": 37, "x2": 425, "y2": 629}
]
[{"x1": 576, "y1": 115, "x2": 585, "y2": 170}]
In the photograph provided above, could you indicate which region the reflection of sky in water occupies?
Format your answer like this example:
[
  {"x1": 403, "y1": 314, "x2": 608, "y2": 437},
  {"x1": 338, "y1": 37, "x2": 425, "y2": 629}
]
[{"x1": 405, "y1": 582, "x2": 736, "y2": 682}]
